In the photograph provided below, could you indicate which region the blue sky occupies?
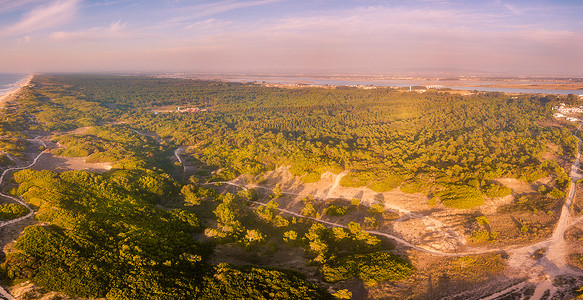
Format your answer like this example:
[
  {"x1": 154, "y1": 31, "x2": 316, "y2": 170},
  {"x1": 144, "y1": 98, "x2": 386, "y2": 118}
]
[{"x1": 0, "y1": 0, "x2": 582, "y2": 75}]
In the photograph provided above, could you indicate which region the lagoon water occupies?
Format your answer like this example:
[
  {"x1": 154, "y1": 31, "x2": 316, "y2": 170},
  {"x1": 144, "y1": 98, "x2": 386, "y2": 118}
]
[
  {"x1": 227, "y1": 76, "x2": 583, "y2": 96},
  {"x1": 0, "y1": 73, "x2": 29, "y2": 98}
]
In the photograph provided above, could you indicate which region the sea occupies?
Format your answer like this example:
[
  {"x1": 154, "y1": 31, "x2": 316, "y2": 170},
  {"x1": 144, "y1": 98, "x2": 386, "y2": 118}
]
[{"x1": 0, "y1": 73, "x2": 29, "y2": 98}]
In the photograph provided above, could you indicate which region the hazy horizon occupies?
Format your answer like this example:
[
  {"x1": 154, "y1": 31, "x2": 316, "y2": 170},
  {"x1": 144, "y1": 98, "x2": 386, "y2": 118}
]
[{"x1": 1, "y1": 0, "x2": 582, "y2": 76}]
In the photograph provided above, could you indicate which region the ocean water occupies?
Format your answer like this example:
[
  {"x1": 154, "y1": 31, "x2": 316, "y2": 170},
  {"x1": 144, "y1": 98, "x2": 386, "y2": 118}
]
[{"x1": 0, "y1": 73, "x2": 29, "y2": 98}]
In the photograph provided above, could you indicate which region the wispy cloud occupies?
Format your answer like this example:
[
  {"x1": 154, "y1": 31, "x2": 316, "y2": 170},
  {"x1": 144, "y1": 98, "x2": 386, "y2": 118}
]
[
  {"x1": 50, "y1": 21, "x2": 127, "y2": 41},
  {"x1": 186, "y1": 18, "x2": 234, "y2": 31},
  {"x1": 153, "y1": 0, "x2": 282, "y2": 29},
  {"x1": 1, "y1": 0, "x2": 80, "y2": 37},
  {"x1": 0, "y1": 0, "x2": 41, "y2": 14},
  {"x1": 186, "y1": 0, "x2": 283, "y2": 18}
]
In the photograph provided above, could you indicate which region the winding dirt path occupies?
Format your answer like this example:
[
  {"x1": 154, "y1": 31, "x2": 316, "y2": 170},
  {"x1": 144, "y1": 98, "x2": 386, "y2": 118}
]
[
  {"x1": 207, "y1": 180, "x2": 501, "y2": 257},
  {"x1": 0, "y1": 138, "x2": 47, "y2": 228},
  {"x1": 0, "y1": 137, "x2": 47, "y2": 300},
  {"x1": 200, "y1": 123, "x2": 583, "y2": 298},
  {"x1": 476, "y1": 125, "x2": 583, "y2": 299},
  {"x1": 326, "y1": 170, "x2": 348, "y2": 199},
  {"x1": 526, "y1": 126, "x2": 583, "y2": 298}
]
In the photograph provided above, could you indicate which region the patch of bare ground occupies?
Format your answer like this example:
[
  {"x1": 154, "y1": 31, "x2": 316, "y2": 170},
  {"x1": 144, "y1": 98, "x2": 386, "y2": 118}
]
[
  {"x1": 486, "y1": 212, "x2": 558, "y2": 246},
  {"x1": 543, "y1": 142, "x2": 574, "y2": 172},
  {"x1": 228, "y1": 166, "x2": 474, "y2": 252},
  {"x1": 66, "y1": 126, "x2": 91, "y2": 135},
  {"x1": 237, "y1": 167, "x2": 572, "y2": 254},
  {"x1": 472, "y1": 177, "x2": 563, "y2": 247},
  {"x1": 221, "y1": 166, "x2": 570, "y2": 254},
  {"x1": 0, "y1": 218, "x2": 38, "y2": 263},
  {"x1": 367, "y1": 251, "x2": 508, "y2": 299},
  {"x1": 493, "y1": 177, "x2": 552, "y2": 196},
  {"x1": 8, "y1": 281, "x2": 91, "y2": 300},
  {"x1": 31, "y1": 140, "x2": 112, "y2": 174}
]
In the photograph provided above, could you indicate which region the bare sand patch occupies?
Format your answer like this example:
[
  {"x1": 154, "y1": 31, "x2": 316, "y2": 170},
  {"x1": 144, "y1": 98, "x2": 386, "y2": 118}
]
[
  {"x1": 254, "y1": 166, "x2": 432, "y2": 213},
  {"x1": 66, "y1": 126, "x2": 91, "y2": 134},
  {"x1": 232, "y1": 167, "x2": 473, "y2": 251},
  {"x1": 32, "y1": 152, "x2": 112, "y2": 174},
  {"x1": 494, "y1": 177, "x2": 551, "y2": 195}
]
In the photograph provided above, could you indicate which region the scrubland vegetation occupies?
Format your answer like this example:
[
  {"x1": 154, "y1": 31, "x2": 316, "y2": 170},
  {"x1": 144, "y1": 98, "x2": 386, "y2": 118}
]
[{"x1": 0, "y1": 74, "x2": 580, "y2": 298}]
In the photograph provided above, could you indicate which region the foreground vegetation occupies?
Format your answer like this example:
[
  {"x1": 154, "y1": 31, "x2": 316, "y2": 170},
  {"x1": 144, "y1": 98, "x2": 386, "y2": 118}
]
[{"x1": 4, "y1": 169, "x2": 330, "y2": 299}]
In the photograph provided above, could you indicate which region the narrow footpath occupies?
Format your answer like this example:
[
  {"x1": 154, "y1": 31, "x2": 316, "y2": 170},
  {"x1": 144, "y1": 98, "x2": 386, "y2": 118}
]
[{"x1": 0, "y1": 138, "x2": 47, "y2": 300}]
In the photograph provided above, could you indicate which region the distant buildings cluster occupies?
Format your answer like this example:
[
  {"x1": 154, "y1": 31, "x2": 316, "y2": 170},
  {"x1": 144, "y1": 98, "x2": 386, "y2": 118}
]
[
  {"x1": 552, "y1": 103, "x2": 582, "y2": 122},
  {"x1": 177, "y1": 107, "x2": 207, "y2": 113}
]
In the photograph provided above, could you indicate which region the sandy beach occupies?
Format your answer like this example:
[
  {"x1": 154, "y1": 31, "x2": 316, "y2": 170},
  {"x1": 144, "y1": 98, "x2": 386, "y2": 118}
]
[{"x1": 0, "y1": 74, "x2": 33, "y2": 108}]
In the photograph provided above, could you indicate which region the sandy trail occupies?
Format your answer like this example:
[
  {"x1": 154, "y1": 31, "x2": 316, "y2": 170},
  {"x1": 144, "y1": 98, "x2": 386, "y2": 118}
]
[
  {"x1": 0, "y1": 137, "x2": 47, "y2": 300},
  {"x1": 209, "y1": 180, "x2": 501, "y2": 257},
  {"x1": 527, "y1": 126, "x2": 583, "y2": 298},
  {"x1": 326, "y1": 170, "x2": 347, "y2": 199},
  {"x1": 479, "y1": 124, "x2": 583, "y2": 299}
]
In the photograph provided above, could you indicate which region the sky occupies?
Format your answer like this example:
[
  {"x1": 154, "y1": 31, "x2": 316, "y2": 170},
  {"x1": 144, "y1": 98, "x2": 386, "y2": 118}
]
[{"x1": 0, "y1": 0, "x2": 582, "y2": 76}]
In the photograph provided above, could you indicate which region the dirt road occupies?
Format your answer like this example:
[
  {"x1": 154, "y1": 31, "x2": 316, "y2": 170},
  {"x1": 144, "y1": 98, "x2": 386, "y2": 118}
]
[{"x1": 0, "y1": 138, "x2": 46, "y2": 300}]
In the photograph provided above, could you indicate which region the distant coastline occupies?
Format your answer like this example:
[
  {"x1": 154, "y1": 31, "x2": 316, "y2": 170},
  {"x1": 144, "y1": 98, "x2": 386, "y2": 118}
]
[
  {"x1": 151, "y1": 73, "x2": 583, "y2": 96},
  {"x1": 0, "y1": 74, "x2": 33, "y2": 107}
]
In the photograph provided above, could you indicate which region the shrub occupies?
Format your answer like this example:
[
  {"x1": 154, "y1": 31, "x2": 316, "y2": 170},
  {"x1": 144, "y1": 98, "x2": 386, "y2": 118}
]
[
  {"x1": 301, "y1": 203, "x2": 317, "y2": 217},
  {"x1": 325, "y1": 205, "x2": 348, "y2": 217},
  {"x1": 0, "y1": 203, "x2": 28, "y2": 220},
  {"x1": 333, "y1": 289, "x2": 352, "y2": 299},
  {"x1": 482, "y1": 183, "x2": 511, "y2": 198},
  {"x1": 549, "y1": 188, "x2": 565, "y2": 198},
  {"x1": 283, "y1": 230, "x2": 297, "y2": 242},
  {"x1": 321, "y1": 252, "x2": 413, "y2": 285},
  {"x1": 400, "y1": 179, "x2": 431, "y2": 194},
  {"x1": 367, "y1": 204, "x2": 384, "y2": 214},
  {"x1": 469, "y1": 230, "x2": 497, "y2": 243},
  {"x1": 368, "y1": 175, "x2": 403, "y2": 193},
  {"x1": 201, "y1": 264, "x2": 333, "y2": 299},
  {"x1": 438, "y1": 184, "x2": 484, "y2": 209},
  {"x1": 301, "y1": 171, "x2": 322, "y2": 183},
  {"x1": 475, "y1": 216, "x2": 490, "y2": 226}
]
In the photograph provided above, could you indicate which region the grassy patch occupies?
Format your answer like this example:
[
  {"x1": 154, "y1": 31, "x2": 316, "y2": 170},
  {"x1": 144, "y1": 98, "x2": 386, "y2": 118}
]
[
  {"x1": 368, "y1": 175, "x2": 404, "y2": 193},
  {"x1": 482, "y1": 182, "x2": 511, "y2": 198},
  {"x1": 438, "y1": 184, "x2": 484, "y2": 209},
  {"x1": 340, "y1": 171, "x2": 375, "y2": 188},
  {"x1": 321, "y1": 252, "x2": 413, "y2": 286},
  {"x1": 498, "y1": 194, "x2": 559, "y2": 214},
  {"x1": 301, "y1": 171, "x2": 322, "y2": 183},
  {"x1": 400, "y1": 179, "x2": 431, "y2": 194}
]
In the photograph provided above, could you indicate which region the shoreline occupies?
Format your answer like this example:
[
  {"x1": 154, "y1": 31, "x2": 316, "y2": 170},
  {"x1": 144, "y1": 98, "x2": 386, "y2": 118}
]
[{"x1": 0, "y1": 74, "x2": 34, "y2": 107}]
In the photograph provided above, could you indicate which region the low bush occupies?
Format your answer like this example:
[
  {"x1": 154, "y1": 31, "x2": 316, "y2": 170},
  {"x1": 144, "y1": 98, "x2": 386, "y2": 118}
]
[
  {"x1": 438, "y1": 184, "x2": 484, "y2": 209},
  {"x1": 0, "y1": 203, "x2": 28, "y2": 220},
  {"x1": 321, "y1": 252, "x2": 413, "y2": 286},
  {"x1": 482, "y1": 183, "x2": 511, "y2": 198}
]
